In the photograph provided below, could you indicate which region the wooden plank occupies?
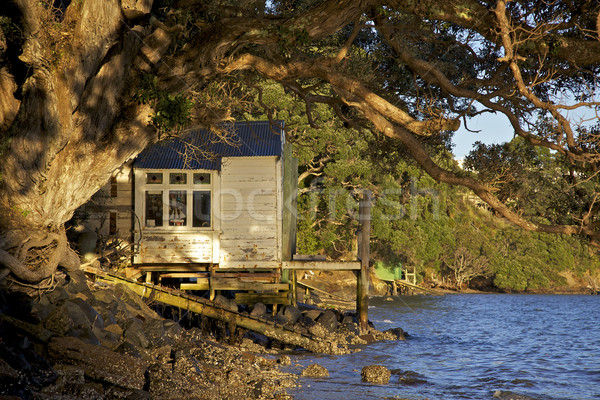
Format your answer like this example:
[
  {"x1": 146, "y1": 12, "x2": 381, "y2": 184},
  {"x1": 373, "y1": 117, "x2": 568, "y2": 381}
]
[
  {"x1": 212, "y1": 282, "x2": 289, "y2": 291},
  {"x1": 297, "y1": 281, "x2": 352, "y2": 302},
  {"x1": 234, "y1": 292, "x2": 290, "y2": 306},
  {"x1": 180, "y1": 282, "x2": 210, "y2": 291},
  {"x1": 159, "y1": 273, "x2": 209, "y2": 278},
  {"x1": 137, "y1": 264, "x2": 209, "y2": 272},
  {"x1": 293, "y1": 254, "x2": 326, "y2": 261},
  {"x1": 219, "y1": 261, "x2": 282, "y2": 269},
  {"x1": 282, "y1": 261, "x2": 361, "y2": 270}
]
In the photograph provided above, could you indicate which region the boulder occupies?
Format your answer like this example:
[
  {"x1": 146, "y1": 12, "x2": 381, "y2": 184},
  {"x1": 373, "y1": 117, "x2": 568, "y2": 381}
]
[
  {"x1": 303, "y1": 309, "x2": 322, "y2": 321},
  {"x1": 123, "y1": 319, "x2": 150, "y2": 349},
  {"x1": 301, "y1": 364, "x2": 329, "y2": 378},
  {"x1": 384, "y1": 327, "x2": 407, "y2": 340},
  {"x1": 283, "y1": 306, "x2": 302, "y2": 324},
  {"x1": 250, "y1": 302, "x2": 267, "y2": 316},
  {"x1": 361, "y1": 365, "x2": 391, "y2": 384},
  {"x1": 316, "y1": 310, "x2": 338, "y2": 332},
  {"x1": 214, "y1": 294, "x2": 238, "y2": 312}
]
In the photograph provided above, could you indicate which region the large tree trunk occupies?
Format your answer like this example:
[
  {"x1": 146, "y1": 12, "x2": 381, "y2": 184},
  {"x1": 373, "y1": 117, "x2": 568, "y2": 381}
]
[{"x1": 0, "y1": 0, "x2": 157, "y2": 283}]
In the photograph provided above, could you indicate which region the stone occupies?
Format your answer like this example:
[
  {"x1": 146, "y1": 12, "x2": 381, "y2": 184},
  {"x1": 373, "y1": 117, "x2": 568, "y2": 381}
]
[
  {"x1": 301, "y1": 364, "x2": 329, "y2": 378},
  {"x1": 395, "y1": 370, "x2": 427, "y2": 385},
  {"x1": 214, "y1": 294, "x2": 238, "y2": 312},
  {"x1": 384, "y1": 327, "x2": 407, "y2": 340},
  {"x1": 298, "y1": 315, "x2": 317, "y2": 328},
  {"x1": 70, "y1": 297, "x2": 104, "y2": 329},
  {"x1": 283, "y1": 306, "x2": 302, "y2": 324},
  {"x1": 123, "y1": 319, "x2": 150, "y2": 349},
  {"x1": 272, "y1": 314, "x2": 289, "y2": 325},
  {"x1": 303, "y1": 309, "x2": 322, "y2": 321},
  {"x1": 277, "y1": 355, "x2": 292, "y2": 366},
  {"x1": 316, "y1": 310, "x2": 338, "y2": 332},
  {"x1": 48, "y1": 336, "x2": 148, "y2": 390},
  {"x1": 144, "y1": 318, "x2": 165, "y2": 343},
  {"x1": 46, "y1": 286, "x2": 70, "y2": 304},
  {"x1": 342, "y1": 314, "x2": 356, "y2": 324},
  {"x1": 361, "y1": 365, "x2": 391, "y2": 384},
  {"x1": 250, "y1": 302, "x2": 267, "y2": 316}
]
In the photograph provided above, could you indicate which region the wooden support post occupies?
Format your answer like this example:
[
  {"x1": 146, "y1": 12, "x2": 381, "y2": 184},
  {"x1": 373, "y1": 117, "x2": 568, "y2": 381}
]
[
  {"x1": 291, "y1": 270, "x2": 297, "y2": 306},
  {"x1": 357, "y1": 190, "x2": 371, "y2": 333}
]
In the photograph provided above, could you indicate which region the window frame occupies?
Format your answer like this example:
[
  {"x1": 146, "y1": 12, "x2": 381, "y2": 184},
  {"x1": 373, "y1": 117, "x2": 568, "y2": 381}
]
[{"x1": 139, "y1": 169, "x2": 214, "y2": 231}]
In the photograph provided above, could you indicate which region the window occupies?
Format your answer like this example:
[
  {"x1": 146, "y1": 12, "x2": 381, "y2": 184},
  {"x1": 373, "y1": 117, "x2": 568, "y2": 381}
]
[
  {"x1": 169, "y1": 190, "x2": 187, "y2": 226},
  {"x1": 141, "y1": 170, "x2": 212, "y2": 229},
  {"x1": 145, "y1": 191, "x2": 163, "y2": 227},
  {"x1": 193, "y1": 191, "x2": 211, "y2": 227},
  {"x1": 146, "y1": 173, "x2": 163, "y2": 184}
]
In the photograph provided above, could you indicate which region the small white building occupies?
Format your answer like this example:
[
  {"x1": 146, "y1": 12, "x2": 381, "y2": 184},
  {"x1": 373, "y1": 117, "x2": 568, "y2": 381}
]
[{"x1": 81, "y1": 120, "x2": 297, "y2": 270}]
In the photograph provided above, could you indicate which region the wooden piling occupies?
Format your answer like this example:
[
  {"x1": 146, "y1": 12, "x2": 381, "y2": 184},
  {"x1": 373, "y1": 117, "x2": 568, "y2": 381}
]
[{"x1": 357, "y1": 190, "x2": 371, "y2": 333}]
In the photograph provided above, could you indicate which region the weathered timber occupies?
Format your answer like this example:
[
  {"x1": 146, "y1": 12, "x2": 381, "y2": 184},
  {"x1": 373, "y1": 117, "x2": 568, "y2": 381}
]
[
  {"x1": 211, "y1": 281, "x2": 289, "y2": 291},
  {"x1": 282, "y1": 261, "x2": 361, "y2": 270},
  {"x1": 159, "y1": 272, "x2": 210, "y2": 278},
  {"x1": 87, "y1": 269, "x2": 330, "y2": 352},
  {"x1": 234, "y1": 292, "x2": 290, "y2": 306},
  {"x1": 357, "y1": 190, "x2": 371, "y2": 333},
  {"x1": 384, "y1": 279, "x2": 445, "y2": 295},
  {"x1": 179, "y1": 282, "x2": 211, "y2": 290},
  {"x1": 136, "y1": 264, "x2": 209, "y2": 272},
  {"x1": 297, "y1": 281, "x2": 352, "y2": 302}
]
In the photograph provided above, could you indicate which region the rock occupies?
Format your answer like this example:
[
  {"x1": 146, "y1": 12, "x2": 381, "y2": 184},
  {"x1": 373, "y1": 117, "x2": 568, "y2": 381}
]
[
  {"x1": 316, "y1": 310, "x2": 338, "y2": 332},
  {"x1": 113, "y1": 283, "x2": 160, "y2": 320},
  {"x1": 68, "y1": 325, "x2": 101, "y2": 346},
  {"x1": 43, "y1": 304, "x2": 72, "y2": 336},
  {"x1": 272, "y1": 314, "x2": 289, "y2": 325},
  {"x1": 277, "y1": 355, "x2": 292, "y2": 366},
  {"x1": 303, "y1": 309, "x2": 322, "y2": 321},
  {"x1": 384, "y1": 327, "x2": 407, "y2": 340},
  {"x1": 46, "y1": 286, "x2": 70, "y2": 304},
  {"x1": 298, "y1": 315, "x2": 317, "y2": 328},
  {"x1": 342, "y1": 314, "x2": 356, "y2": 324},
  {"x1": 123, "y1": 319, "x2": 150, "y2": 349},
  {"x1": 359, "y1": 334, "x2": 376, "y2": 344},
  {"x1": 283, "y1": 305, "x2": 302, "y2": 324},
  {"x1": 343, "y1": 322, "x2": 360, "y2": 335},
  {"x1": 48, "y1": 336, "x2": 148, "y2": 390},
  {"x1": 301, "y1": 364, "x2": 329, "y2": 378},
  {"x1": 214, "y1": 294, "x2": 238, "y2": 312},
  {"x1": 361, "y1": 365, "x2": 391, "y2": 384},
  {"x1": 493, "y1": 390, "x2": 539, "y2": 400},
  {"x1": 308, "y1": 322, "x2": 329, "y2": 338},
  {"x1": 250, "y1": 302, "x2": 267, "y2": 316},
  {"x1": 70, "y1": 297, "x2": 104, "y2": 329},
  {"x1": 104, "y1": 323, "x2": 124, "y2": 338},
  {"x1": 393, "y1": 369, "x2": 427, "y2": 385},
  {"x1": 143, "y1": 318, "x2": 165, "y2": 343}
]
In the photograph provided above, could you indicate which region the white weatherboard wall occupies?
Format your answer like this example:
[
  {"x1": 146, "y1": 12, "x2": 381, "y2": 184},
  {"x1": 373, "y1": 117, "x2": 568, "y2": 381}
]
[{"x1": 218, "y1": 156, "x2": 282, "y2": 267}]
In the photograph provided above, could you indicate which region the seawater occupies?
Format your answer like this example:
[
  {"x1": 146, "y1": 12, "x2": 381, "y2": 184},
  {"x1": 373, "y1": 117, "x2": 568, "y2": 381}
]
[{"x1": 289, "y1": 294, "x2": 600, "y2": 400}]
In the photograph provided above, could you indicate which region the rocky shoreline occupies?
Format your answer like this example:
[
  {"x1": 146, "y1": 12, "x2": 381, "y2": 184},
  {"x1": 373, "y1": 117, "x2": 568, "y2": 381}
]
[{"x1": 0, "y1": 269, "x2": 406, "y2": 399}]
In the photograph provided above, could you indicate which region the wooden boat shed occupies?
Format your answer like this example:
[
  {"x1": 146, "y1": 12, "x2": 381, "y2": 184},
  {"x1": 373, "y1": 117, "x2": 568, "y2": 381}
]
[{"x1": 80, "y1": 120, "x2": 368, "y2": 326}]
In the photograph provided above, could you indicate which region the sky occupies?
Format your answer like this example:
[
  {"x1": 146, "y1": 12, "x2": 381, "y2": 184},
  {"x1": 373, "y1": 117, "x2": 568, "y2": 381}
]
[{"x1": 451, "y1": 113, "x2": 515, "y2": 159}]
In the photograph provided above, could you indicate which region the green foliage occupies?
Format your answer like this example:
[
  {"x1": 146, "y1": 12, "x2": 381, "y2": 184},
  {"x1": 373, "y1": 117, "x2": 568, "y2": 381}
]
[
  {"x1": 228, "y1": 79, "x2": 599, "y2": 293},
  {"x1": 134, "y1": 74, "x2": 193, "y2": 134}
]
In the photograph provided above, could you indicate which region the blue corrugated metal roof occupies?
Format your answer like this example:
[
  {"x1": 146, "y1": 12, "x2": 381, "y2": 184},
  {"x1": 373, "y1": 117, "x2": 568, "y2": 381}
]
[{"x1": 134, "y1": 120, "x2": 285, "y2": 170}]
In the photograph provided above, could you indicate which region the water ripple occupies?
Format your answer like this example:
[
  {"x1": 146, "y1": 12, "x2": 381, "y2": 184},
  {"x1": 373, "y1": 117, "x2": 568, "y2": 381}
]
[{"x1": 291, "y1": 294, "x2": 600, "y2": 400}]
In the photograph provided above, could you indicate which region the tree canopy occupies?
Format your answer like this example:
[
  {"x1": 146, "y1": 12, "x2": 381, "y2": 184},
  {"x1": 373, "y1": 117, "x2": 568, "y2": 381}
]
[{"x1": 0, "y1": 0, "x2": 599, "y2": 283}]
